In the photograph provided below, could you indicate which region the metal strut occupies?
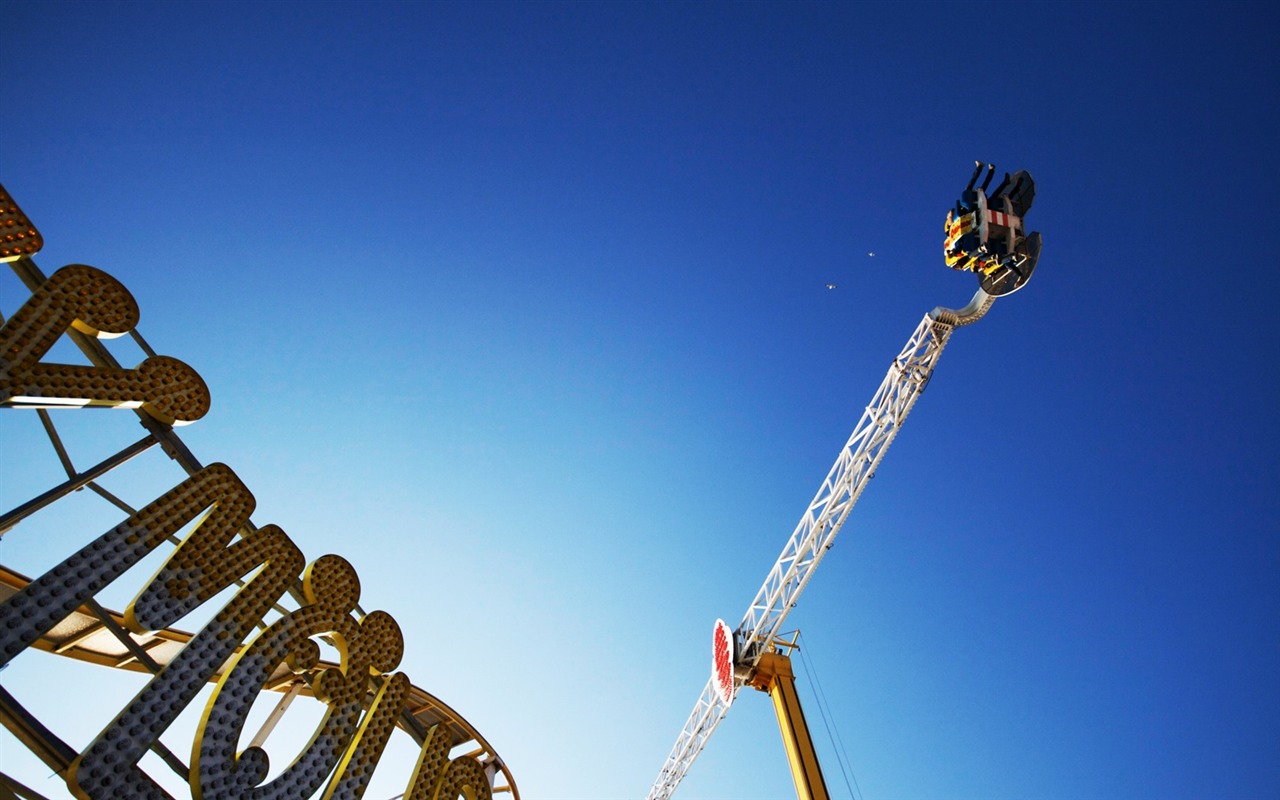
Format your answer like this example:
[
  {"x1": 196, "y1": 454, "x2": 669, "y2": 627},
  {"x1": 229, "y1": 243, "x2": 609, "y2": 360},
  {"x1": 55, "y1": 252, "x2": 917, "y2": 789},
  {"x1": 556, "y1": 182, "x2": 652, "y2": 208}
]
[{"x1": 645, "y1": 288, "x2": 993, "y2": 800}]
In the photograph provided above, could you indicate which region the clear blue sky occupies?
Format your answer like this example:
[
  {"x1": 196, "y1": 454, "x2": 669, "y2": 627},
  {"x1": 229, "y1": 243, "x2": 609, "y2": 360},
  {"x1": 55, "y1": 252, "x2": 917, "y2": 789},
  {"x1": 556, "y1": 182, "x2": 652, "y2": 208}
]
[{"x1": 2, "y1": 2, "x2": 1277, "y2": 799}]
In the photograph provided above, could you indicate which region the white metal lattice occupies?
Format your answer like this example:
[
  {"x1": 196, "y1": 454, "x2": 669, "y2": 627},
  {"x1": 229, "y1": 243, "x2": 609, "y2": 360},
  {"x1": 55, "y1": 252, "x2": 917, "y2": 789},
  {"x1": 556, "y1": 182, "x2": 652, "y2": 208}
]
[{"x1": 646, "y1": 290, "x2": 993, "y2": 800}]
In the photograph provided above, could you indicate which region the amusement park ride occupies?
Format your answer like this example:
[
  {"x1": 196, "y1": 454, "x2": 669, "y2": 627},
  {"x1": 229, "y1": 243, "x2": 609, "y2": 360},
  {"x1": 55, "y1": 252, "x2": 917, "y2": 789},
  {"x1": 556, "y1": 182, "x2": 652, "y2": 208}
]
[
  {"x1": 0, "y1": 163, "x2": 1039, "y2": 800},
  {"x1": 647, "y1": 162, "x2": 1042, "y2": 800}
]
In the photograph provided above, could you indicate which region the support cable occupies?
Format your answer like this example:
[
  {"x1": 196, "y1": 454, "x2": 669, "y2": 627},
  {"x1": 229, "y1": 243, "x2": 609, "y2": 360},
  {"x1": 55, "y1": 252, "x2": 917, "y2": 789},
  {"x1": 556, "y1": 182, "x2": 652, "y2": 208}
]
[{"x1": 797, "y1": 632, "x2": 862, "y2": 800}]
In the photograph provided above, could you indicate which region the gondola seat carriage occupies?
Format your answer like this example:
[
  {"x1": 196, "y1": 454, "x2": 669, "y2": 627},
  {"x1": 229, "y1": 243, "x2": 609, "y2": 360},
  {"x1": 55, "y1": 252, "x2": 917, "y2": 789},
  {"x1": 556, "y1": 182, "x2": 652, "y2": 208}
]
[{"x1": 944, "y1": 162, "x2": 1042, "y2": 296}]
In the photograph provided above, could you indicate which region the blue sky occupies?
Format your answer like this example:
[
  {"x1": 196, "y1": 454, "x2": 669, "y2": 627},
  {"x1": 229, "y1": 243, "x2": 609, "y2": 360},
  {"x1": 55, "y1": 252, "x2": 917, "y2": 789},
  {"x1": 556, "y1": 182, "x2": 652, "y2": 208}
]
[{"x1": 2, "y1": 2, "x2": 1277, "y2": 799}]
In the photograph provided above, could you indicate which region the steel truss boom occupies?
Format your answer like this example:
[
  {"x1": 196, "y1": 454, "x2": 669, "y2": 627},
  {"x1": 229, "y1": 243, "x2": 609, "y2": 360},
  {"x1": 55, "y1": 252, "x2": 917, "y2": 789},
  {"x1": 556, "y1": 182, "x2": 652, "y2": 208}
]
[{"x1": 646, "y1": 289, "x2": 995, "y2": 800}]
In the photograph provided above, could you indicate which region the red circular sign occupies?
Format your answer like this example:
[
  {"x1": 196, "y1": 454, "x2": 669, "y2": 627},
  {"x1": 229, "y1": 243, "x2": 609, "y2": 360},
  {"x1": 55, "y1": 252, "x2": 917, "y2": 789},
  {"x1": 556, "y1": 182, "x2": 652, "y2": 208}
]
[{"x1": 711, "y1": 619, "x2": 736, "y2": 706}]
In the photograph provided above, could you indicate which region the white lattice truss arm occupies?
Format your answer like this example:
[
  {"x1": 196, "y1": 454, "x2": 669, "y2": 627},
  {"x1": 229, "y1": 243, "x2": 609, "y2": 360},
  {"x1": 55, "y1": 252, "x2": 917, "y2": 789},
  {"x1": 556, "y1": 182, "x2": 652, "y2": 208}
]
[{"x1": 646, "y1": 291, "x2": 993, "y2": 800}]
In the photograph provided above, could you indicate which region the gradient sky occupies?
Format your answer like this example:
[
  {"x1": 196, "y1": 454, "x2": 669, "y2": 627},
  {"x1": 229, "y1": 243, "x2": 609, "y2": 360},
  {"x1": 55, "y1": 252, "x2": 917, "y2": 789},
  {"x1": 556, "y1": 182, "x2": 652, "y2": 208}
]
[{"x1": 2, "y1": 2, "x2": 1277, "y2": 799}]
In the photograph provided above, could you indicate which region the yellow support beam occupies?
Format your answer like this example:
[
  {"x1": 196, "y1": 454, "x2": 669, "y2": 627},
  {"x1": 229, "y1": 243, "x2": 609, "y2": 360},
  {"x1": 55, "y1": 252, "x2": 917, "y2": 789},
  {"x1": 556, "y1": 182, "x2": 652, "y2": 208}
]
[{"x1": 749, "y1": 651, "x2": 830, "y2": 800}]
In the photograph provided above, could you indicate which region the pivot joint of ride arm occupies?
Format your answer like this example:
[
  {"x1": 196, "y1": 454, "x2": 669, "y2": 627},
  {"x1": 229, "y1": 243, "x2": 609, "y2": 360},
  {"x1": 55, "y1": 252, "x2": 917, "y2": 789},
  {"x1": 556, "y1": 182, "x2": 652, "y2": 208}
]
[{"x1": 746, "y1": 650, "x2": 795, "y2": 694}]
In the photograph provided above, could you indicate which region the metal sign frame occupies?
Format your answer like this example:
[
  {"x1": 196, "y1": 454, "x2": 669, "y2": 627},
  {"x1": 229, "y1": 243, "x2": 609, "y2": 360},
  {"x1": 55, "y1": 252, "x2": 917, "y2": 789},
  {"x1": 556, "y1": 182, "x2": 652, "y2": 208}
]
[{"x1": 0, "y1": 184, "x2": 518, "y2": 800}]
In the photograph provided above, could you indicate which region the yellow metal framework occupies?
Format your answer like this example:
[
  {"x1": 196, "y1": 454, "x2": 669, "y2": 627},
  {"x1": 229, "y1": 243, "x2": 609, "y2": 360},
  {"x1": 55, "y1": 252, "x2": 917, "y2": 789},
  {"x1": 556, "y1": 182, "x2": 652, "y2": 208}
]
[
  {"x1": 0, "y1": 182, "x2": 521, "y2": 800},
  {"x1": 746, "y1": 639, "x2": 829, "y2": 800},
  {"x1": 0, "y1": 565, "x2": 521, "y2": 799}
]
